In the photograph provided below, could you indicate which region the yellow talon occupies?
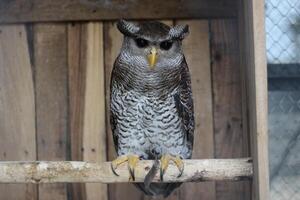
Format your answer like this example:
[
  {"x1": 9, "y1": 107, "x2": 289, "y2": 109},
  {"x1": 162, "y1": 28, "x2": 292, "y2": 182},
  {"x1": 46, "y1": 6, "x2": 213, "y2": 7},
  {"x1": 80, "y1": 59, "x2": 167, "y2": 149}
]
[
  {"x1": 160, "y1": 154, "x2": 184, "y2": 181},
  {"x1": 111, "y1": 155, "x2": 128, "y2": 176},
  {"x1": 128, "y1": 155, "x2": 140, "y2": 181},
  {"x1": 111, "y1": 154, "x2": 140, "y2": 181}
]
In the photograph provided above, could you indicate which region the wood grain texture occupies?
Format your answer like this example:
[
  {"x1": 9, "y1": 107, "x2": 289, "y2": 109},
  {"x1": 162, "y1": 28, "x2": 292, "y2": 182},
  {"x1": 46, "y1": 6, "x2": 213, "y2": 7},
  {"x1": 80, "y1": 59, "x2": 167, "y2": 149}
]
[
  {"x1": 68, "y1": 23, "x2": 87, "y2": 200},
  {"x1": 0, "y1": 0, "x2": 237, "y2": 23},
  {"x1": 0, "y1": 159, "x2": 253, "y2": 183},
  {"x1": 82, "y1": 22, "x2": 108, "y2": 200},
  {"x1": 34, "y1": 23, "x2": 68, "y2": 200},
  {"x1": 68, "y1": 22, "x2": 108, "y2": 200},
  {"x1": 238, "y1": 0, "x2": 269, "y2": 199},
  {"x1": 0, "y1": 25, "x2": 37, "y2": 200},
  {"x1": 175, "y1": 20, "x2": 216, "y2": 200},
  {"x1": 210, "y1": 19, "x2": 251, "y2": 200}
]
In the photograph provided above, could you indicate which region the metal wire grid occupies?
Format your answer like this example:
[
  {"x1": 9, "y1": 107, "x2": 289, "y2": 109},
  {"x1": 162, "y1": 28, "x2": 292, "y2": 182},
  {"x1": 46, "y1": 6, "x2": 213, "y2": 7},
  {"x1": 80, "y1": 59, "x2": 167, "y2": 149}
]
[{"x1": 266, "y1": 0, "x2": 300, "y2": 64}]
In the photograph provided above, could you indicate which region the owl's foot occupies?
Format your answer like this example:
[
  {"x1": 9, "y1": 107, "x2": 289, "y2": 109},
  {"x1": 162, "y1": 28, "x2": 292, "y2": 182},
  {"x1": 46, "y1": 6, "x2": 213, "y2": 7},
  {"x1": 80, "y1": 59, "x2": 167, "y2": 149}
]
[
  {"x1": 160, "y1": 154, "x2": 184, "y2": 181},
  {"x1": 111, "y1": 154, "x2": 140, "y2": 181}
]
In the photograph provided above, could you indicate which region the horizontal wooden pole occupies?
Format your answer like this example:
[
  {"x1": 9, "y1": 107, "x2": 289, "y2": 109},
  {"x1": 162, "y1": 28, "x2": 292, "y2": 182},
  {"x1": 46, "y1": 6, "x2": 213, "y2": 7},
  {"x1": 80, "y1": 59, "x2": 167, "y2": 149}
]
[
  {"x1": 0, "y1": 158, "x2": 252, "y2": 183},
  {"x1": 0, "y1": 0, "x2": 237, "y2": 24}
]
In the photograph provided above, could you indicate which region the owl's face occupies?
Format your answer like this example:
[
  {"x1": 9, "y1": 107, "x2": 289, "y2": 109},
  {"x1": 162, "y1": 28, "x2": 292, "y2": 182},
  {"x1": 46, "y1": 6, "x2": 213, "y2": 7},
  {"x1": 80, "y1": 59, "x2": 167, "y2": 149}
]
[{"x1": 117, "y1": 20, "x2": 189, "y2": 70}]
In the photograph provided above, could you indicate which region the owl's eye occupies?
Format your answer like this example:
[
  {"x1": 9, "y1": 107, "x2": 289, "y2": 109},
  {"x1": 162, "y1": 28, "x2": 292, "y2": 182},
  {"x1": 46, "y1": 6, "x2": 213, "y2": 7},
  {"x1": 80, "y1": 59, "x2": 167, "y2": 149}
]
[
  {"x1": 135, "y1": 38, "x2": 149, "y2": 48},
  {"x1": 160, "y1": 40, "x2": 173, "y2": 50}
]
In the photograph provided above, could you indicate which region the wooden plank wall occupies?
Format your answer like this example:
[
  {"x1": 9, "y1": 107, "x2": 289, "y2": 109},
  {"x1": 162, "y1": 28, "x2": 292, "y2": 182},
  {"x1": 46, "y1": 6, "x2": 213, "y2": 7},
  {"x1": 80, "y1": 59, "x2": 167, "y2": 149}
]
[
  {"x1": 0, "y1": 19, "x2": 251, "y2": 200},
  {"x1": 0, "y1": 0, "x2": 237, "y2": 23},
  {"x1": 34, "y1": 23, "x2": 69, "y2": 200}
]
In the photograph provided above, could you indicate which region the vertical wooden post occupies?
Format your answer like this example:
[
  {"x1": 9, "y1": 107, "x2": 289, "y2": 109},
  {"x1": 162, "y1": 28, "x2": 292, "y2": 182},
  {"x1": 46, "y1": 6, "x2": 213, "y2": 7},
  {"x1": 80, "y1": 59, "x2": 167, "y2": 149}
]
[
  {"x1": 210, "y1": 19, "x2": 251, "y2": 200},
  {"x1": 34, "y1": 24, "x2": 69, "y2": 200},
  {"x1": 238, "y1": 0, "x2": 269, "y2": 199},
  {"x1": 0, "y1": 25, "x2": 37, "y2": 200},
  {"x1": 68, "y1": 22, "x2": 87, "y2": 200},
  {"x1": 68, "y1": 22, "x2": 108, "y2": 200},
  {"x1": 211, "y1": 19, "x2": 250, "y2": 200},
  {"x1": 82, "y1": 22, "x2": 108, "y2": 200}
]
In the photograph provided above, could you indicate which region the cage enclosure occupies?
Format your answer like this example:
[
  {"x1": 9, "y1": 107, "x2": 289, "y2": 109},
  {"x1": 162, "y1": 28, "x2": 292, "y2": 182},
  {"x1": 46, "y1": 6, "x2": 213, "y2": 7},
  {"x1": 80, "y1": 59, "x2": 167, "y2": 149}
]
[{"x1": 0, "y1": 0, "x2": 268, "y2": 200}]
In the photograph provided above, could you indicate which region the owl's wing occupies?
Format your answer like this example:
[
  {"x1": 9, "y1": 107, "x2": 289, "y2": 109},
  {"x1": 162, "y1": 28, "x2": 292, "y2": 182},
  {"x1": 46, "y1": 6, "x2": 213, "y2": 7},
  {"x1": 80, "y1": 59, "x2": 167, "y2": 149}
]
[
  {"x1": 110, "y1": 60, "x2": 120, "y2": 152},
  {"x1": 110, "y1": 111, "x2": 118, "y2": 151},
  {"x1": 174, "y1": 58, "x2": 195, "y2": 151}
]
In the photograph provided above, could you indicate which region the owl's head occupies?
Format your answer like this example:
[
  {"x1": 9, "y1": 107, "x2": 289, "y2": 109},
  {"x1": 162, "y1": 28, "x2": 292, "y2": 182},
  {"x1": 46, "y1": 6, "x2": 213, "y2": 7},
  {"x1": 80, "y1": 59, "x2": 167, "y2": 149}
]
[{"x1": 117, "y1": 20, "x2": 189, "y2": 70}]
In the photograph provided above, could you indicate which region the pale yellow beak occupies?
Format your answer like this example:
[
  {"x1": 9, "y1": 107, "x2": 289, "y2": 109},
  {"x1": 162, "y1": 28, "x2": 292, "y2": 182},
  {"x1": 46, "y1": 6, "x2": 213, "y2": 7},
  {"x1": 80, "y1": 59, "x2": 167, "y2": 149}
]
[{"x1": 147, "y1": 47, "x2": 158, "y2": 69}]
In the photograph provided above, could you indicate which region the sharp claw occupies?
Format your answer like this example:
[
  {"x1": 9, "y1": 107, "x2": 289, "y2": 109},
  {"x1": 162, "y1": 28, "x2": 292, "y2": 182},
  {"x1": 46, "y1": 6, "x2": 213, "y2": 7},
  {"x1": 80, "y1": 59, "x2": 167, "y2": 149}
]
[
  {"x1": 160, "y1": 168, "x2": 165, "y2": 181},
  {"x1": 160, "y1": 154, "x2": 170, "y2": 181},
  {"x1": 173, "y1": 156, "x2": 184, "y2": 178},
  {"x1": 160, "y1": 154, "x2": 184, "y2": 180},
  {"x1": 127, "y1": 155, "x2": 139, "y2": 181},
  {"x1": 111, "y1": 163, "x2": 120, "y2": 176},
  {"x1": 177, "y1": 166, "x2": 184, "y2": 178},
  {"x1": 128, "y1": 166, "x2": 135, "y2": 181},
  {"x1": 111, "y1": 155, "x2": 131, "y2": 177}
]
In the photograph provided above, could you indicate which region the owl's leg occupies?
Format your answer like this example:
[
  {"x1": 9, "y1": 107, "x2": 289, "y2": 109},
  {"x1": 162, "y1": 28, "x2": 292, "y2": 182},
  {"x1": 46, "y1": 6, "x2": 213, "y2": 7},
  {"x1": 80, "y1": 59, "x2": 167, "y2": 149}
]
[
  {"x1": 111, "y1": 154, "x2": 140, "y2": 181},
  {"x1": 160, "y1": 154, "x2": 184, "y2": 181}
]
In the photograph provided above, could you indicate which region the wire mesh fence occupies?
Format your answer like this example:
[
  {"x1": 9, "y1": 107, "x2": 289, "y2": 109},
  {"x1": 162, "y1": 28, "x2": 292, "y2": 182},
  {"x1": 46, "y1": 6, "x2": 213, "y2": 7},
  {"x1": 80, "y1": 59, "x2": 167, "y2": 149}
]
[
  {"x1": 266, "y1": 0, "x2": 300, "y2": 64},
  {"x1": 265, "y1": 0, "x2": 300, "y2": 199}
]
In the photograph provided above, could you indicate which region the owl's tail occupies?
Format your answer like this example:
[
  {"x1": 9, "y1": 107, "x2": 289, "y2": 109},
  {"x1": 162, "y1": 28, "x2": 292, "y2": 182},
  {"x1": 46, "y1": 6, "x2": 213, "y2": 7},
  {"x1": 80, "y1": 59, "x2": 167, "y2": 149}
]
[
  {"x1": 135, "y1": 158, "x2": 181, "y2": 197},
  {"x1": 135, "y1": 182, "x2": 182, "y2": 197}
]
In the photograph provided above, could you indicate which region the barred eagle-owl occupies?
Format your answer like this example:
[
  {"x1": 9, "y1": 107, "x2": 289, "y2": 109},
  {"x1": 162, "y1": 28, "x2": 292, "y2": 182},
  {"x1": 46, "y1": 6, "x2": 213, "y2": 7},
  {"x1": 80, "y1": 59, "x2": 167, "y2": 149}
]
[{"x1": 110, "y1": 19, "x2": 194, "y2": 197}]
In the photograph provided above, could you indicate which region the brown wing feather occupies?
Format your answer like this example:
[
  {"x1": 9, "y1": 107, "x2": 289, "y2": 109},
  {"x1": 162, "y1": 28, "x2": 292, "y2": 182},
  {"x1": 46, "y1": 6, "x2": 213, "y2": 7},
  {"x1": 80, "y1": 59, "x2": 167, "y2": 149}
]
[
  {"x1": 174, "y1": 58, "x2": 195, "y2": 151},
  {"x1": 110, "y1": 58, "x2": 120, "y2": 151}
]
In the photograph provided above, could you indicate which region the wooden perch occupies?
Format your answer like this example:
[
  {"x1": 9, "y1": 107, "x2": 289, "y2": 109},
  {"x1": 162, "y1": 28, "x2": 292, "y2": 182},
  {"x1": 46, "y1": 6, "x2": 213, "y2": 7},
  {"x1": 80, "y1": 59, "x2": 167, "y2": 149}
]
[{"x1": 0, "y1": 158, "x2": 252, "y2": 184}]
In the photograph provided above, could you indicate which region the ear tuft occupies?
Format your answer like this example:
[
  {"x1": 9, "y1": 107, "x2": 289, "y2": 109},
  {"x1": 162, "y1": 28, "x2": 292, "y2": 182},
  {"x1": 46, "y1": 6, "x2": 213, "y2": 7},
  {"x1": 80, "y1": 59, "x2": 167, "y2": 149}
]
[
  {"x1": 117, "y1": 19, "x2": 140, "y2": 36},
  {"x1": 169, "y1": 24, "x2": 189, "y2": 40}
]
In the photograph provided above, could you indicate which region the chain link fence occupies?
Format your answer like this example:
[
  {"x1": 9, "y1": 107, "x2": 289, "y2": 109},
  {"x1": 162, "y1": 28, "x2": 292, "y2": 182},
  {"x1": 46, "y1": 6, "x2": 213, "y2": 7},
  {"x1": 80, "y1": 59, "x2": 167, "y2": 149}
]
[
  {"x1": 266, "y1": 0, "x2": 300, "y2": 63},
  {"x1": 265, "y1": 0, "x2": 300, "y2": 199}
]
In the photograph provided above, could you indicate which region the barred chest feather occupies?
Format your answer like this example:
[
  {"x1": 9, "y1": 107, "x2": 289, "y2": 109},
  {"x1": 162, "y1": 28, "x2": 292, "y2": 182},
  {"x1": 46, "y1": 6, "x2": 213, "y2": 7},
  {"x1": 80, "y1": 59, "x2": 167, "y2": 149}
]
[{"x1": 110, "y1": 86, "x2": 192, "y2": 160}]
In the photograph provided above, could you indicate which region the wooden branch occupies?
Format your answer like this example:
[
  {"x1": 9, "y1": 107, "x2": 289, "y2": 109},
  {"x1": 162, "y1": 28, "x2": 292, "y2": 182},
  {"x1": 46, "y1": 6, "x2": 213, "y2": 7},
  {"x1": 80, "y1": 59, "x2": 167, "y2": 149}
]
[
  {"x1": 0, "y1": 158, "x2": 252, "y2": 184},
  {"x1": 0, "y1": 0, "x2": 237, "y2": 24}
]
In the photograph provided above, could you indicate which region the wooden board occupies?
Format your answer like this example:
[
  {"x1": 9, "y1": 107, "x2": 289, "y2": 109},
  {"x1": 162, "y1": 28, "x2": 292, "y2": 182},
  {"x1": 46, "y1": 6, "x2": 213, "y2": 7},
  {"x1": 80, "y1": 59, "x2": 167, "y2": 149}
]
[
  {"x1": 175, "y1": 20, "x2": 216, "y2": 200},
  {"x1": 0, "y1": 0, "x2": 237, "y2": 23},
  {"x1": 0, "y1": 25, "x2": 37, "y2": 200},
  {"x1": 210, "y1": 19, "x2": 251, "y2": 200},
  {"x1": 82, "y1": 22, "x2": 108, "y2": 200},
  {"x1": 68, "y1": 22, "x2": 87, "y2": 200},
  {"x1": 238, "y1": 0, "x2": 269, "y2": 199},
  {"x1": 34, "y1": 23, "x2": 68, "y2": 200},
  {"x1": 68, "y1": 22, "x2": 108, "y2": 200}
]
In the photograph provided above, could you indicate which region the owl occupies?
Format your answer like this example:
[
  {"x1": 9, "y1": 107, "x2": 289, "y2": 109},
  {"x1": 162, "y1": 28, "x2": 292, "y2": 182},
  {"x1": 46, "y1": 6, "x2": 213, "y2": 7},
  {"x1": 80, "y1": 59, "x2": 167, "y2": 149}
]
[{"x1": 110, "y1": 19, "x2": 194, "y2": 197}]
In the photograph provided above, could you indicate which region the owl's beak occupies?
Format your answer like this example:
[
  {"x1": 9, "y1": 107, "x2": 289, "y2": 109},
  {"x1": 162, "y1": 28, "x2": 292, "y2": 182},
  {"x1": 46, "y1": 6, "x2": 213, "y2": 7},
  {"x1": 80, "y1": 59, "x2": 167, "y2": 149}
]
[{"x1": 147, "y1": 47, "x2": 158, "y2": 69}]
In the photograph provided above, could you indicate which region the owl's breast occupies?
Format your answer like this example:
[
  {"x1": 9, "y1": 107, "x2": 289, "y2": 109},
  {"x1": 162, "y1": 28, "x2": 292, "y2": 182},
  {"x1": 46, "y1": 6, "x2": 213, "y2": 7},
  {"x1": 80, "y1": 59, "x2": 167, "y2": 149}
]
[{"x1": 111, "y1": 87, "x2": 191, "y2": 159}]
